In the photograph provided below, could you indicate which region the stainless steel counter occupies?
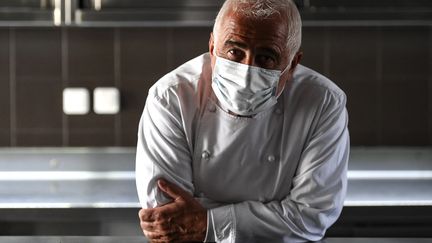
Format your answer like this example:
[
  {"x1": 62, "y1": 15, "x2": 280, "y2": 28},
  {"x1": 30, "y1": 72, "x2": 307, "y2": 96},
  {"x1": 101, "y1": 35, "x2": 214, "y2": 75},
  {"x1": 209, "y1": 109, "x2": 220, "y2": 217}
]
[
  {"x1": 0, "y1": 175, "x2": 431, "y2": 208},
  {"x1": 0, "y1": 147, "x2": 432, "y2": 208},
  {"x1": 0, "y1": 147, "x2": 431, "y2": 237},
  {"x1": 345, "y1": 147, "x2": 432, "y2": 206},
  {"x1": 0, "y1": 147, "x2": 137, "y2": 209}
]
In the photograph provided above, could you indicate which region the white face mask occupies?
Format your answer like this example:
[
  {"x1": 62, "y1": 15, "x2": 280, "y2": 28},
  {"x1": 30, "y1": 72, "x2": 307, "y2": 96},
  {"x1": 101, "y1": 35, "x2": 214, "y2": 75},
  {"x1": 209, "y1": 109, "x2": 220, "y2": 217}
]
[{"x1": 211, "y1": 55, "x2": 289, "y2": 116}]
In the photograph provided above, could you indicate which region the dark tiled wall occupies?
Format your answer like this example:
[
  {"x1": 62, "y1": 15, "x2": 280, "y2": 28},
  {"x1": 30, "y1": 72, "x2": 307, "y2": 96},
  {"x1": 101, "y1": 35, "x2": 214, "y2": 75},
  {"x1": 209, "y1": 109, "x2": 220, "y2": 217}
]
[
  {"x1": 15, "y1": 29, "x2": 63, "y2": 146},
  {"x1": 0, "y1": 29, "x2": 10, "y2": 146},
  {"x1": 0, "y1": 26, "x2": 430, "y2": 147},
  {"x1": 302, "y1": 26, "x2": 431, "y2": 146}
]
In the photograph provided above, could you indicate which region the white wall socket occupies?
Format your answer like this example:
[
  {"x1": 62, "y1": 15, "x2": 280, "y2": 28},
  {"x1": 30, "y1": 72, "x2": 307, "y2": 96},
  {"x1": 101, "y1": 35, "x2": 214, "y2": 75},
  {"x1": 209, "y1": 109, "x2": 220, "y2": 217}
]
[
  {"x1": 63, "y1": 88, "x2": 90, "y2": 115},
  {"x1": 93, "y1": 87, "x2": 120, "y2": 115}
]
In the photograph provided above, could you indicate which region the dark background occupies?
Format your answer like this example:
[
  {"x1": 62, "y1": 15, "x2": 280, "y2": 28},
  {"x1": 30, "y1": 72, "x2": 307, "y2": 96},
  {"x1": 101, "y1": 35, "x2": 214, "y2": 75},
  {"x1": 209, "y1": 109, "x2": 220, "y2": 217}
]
[{"x1": 0, "y1": 26, "x2": 430, "y2": 147}]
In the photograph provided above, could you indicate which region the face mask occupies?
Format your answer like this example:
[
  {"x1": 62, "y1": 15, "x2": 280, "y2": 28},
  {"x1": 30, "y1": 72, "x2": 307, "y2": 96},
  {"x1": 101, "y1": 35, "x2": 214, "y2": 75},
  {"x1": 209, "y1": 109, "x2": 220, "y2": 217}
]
[{"x1": 211, "y1": 55, "x2": 289, "y2": 116}]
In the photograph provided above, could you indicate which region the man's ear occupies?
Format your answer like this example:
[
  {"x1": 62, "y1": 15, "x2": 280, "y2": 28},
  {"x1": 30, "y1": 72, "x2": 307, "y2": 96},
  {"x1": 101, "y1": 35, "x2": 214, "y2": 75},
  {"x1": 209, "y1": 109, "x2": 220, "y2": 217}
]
[
  {"x1": 209, "y1": 32, "x2": 215, "y2": 57},
  {"x1": 289, "y1": 51, "x2": 303, "y2": 72}
]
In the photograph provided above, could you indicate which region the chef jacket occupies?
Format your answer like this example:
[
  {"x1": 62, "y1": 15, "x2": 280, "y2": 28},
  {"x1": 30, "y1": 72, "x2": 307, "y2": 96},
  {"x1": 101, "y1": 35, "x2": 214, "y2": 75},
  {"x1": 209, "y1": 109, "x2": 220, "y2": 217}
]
[{"x1": 136, "y1": 53, "x2": 350, "y2": 242}]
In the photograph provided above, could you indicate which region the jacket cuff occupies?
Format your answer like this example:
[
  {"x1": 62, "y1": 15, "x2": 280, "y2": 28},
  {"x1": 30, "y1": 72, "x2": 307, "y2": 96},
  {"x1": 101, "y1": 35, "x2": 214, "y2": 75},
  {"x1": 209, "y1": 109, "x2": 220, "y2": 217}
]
[
  {"x1": 207, "y1": 204, "x2": 236, "y2": 242},
  {"x1": 204, "y1": 209, "x2": 215, "y2": 242}
]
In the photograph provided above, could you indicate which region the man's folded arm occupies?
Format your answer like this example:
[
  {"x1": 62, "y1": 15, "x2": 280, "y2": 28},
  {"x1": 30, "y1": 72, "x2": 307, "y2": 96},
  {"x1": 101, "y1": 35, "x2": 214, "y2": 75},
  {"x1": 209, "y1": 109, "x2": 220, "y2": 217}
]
[{"x1": 136, "y1": 88, "x2": 195, "y2": 208}]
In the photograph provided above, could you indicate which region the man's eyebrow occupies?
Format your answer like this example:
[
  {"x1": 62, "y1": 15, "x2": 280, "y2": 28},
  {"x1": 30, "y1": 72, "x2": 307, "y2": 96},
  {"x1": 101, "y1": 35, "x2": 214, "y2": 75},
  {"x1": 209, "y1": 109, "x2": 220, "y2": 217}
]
[{"x1": 224, "y1": 40, "x2": 248, "y2": 49}]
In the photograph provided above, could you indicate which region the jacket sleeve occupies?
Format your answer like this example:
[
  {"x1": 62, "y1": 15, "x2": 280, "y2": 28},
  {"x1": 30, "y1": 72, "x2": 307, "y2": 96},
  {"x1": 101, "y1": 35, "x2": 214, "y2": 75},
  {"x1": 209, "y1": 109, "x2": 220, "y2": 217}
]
[
  {"x1": 135, "y1": 86, "x2": 194, "y2": 208},
  {"x1": 206, "y1": 92, "x2": 350, "y2": 243}
]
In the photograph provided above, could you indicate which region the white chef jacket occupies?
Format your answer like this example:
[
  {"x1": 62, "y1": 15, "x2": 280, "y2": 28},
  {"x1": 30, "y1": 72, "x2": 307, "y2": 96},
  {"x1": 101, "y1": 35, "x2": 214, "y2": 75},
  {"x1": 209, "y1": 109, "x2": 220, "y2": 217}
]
[{"x1": 136, "y1": 53, "x2": 349, "y2": 243}]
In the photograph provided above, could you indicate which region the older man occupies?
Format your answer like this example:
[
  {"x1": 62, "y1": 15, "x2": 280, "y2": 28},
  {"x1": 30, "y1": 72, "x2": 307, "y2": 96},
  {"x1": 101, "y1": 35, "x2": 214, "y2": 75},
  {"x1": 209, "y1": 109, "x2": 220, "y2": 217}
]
[{"x1": 136, "y1": 0, "x2": 349, "y2": 242}]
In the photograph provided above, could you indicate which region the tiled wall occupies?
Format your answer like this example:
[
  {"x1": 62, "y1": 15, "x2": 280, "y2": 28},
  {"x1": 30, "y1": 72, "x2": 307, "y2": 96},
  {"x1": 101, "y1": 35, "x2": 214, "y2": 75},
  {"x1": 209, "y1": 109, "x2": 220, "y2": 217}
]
[
  {"x1": 0, "y1": 26, "x2": 431, "y2": 147},
  {"x1": 302, "y1": 26, "x2": 431, "y2": 146}
]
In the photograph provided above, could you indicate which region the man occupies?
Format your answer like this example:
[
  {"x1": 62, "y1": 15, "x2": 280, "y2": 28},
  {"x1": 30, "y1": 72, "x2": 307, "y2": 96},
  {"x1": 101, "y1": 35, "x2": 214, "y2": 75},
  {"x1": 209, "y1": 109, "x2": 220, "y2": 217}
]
[{"x1": 136, "y1": 0, "x2": 349, "y2": 242}]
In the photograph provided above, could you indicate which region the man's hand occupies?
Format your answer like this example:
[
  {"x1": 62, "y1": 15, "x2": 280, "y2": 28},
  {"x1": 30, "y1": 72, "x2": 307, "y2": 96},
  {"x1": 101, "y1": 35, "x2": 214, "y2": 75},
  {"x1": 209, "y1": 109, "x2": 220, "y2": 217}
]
[{"x1": 138, "y1": 179, "x2": 207, "y2": 243}]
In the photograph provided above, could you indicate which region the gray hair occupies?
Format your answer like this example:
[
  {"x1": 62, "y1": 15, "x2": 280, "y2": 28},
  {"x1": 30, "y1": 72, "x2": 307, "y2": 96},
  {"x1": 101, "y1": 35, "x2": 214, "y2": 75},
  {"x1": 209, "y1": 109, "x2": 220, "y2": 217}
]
[{"x1": 213, "y1": 0, "x2": 302, "y2": 60}]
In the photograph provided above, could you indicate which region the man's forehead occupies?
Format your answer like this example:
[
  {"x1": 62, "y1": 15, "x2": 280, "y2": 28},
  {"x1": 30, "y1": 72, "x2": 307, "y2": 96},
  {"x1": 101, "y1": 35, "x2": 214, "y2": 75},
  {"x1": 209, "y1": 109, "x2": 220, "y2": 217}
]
[
  {"x1": 224, "y1": 8, "x2": 286, "y2": 32},
  {"x1": 231, "y1": 9, "x2": 285, "y2": 26},
  {"x1": 217, "y1": 11, "x2": 288, "y2": 48}
]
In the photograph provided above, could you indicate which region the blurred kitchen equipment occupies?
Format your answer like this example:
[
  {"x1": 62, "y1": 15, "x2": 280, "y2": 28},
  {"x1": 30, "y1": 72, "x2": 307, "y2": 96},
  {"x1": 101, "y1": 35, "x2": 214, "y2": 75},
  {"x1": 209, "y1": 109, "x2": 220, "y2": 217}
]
[{"x1": 1, "y1": 0, "x2": 431, "y2": 27}]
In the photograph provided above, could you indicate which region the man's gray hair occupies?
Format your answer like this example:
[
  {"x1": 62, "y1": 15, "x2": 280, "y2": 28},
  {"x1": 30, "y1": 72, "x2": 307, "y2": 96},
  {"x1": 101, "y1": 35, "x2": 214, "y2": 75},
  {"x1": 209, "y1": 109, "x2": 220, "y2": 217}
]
[{"x1": 213, "y1": 0, "x2": 302, "y2": 60}]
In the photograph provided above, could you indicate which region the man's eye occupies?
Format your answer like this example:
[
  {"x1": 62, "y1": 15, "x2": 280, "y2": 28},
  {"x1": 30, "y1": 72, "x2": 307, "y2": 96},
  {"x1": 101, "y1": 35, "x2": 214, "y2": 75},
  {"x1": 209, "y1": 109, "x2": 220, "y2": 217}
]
[
  {"x1": 227, "y1": 49, "x2": 244, "y2": 59},
  {"x1": 256, "y1": 55, "x2": 276, "y2": 69}
]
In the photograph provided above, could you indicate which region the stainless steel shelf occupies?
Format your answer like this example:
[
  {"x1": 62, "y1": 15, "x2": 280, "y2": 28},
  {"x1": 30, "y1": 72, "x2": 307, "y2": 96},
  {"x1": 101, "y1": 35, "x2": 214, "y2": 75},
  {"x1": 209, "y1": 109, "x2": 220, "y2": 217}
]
[
  {"x1": 74, "y1": 9, "x2": 217, "y2": 27},
  {"x1": 0, "y1": 9, "x2": 55, "y2": 27}
]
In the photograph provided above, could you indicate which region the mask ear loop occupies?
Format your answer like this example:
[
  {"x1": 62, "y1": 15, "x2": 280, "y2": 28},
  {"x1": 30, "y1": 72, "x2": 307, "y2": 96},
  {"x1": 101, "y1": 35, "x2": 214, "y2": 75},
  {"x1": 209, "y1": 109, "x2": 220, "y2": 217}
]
[
  {"x1": 280, "y1": 61, "x2": 291, "y2": 76},
  {"x1": 276, "y1": 62, "x2": 291, "y2": 98}
]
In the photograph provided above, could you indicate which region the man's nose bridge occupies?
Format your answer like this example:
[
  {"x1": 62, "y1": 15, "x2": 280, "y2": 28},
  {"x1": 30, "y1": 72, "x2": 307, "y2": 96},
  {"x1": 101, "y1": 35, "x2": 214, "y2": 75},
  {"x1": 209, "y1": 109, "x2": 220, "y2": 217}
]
[{"x1": 244, "y1": 51, "x2": 257, "y2": 66}]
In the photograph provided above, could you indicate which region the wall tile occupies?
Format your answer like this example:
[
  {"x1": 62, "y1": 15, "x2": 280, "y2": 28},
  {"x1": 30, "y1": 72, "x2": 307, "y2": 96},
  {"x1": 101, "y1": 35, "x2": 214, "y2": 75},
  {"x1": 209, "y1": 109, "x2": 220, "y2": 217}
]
[
  {"x1": 0, "y1": 131, "x2": 9, "y2": 146},
  {"x1": 342, "y1": 82, "x2": 380, "y2": 145},
  {"x1": 327, "y1": 27, "x2": 380, "y2": 146},
  {"x1": 15, "y1": 28, "x2": 61, "y2": 80},
  {"x1": 119, "y1": 28, "x2": 169, "y2": 146},
  {"x1": 381, "y1": 27, "x2": 429, "y2": 82},
  {"x1": 171, "y1": 27, "x2": 211, "y2": 69},
  {"x1": 14, "y1": 28, "x2": 62, "y2": 146},
  {"x1": 118, "y1": 89, "x2": 144, "y2": 146},
  {"x1": 68, "y1": 130, "x2": 115, "y2": 147},
  {"x1": 328, "y1": 27, "x2": 379, "y2": 83},
  {"x1": 0, "y1": 29, "x2": 10, "y2": 146},
  {"x1": 120, "y1": 28, "x2": 169, "y2": 80},
  {"x1": 15, "y1": 81, "x2": 62, "y2": 130},
  {"x1": 16, "y1": 131, "x2": 62, "y2": 146},
  {"x1": 301, "y1": 27, "x2": 326, "y2": 74},
  {"x1": 380, "y1": 26, "x2": 429, "y2": 146},
  {"x1": 68, "y1": 28, "x2": 115, "y2": 86},
  {"x1": 121, "y1": 130, "x2": 138, "y2": 146},
  {"x1": 67, "y1": 113, "x2": 116, "y2": 146},
  {"x1": 0, "y1": 76, "x2": 11, "y2": 146},
  {"x1": 67, "y1": 113, "x2": 116, "y2": 132},
  {"x1": 15, "y1": 81, "x2": 62, "y2": 146},
  {"x1": 381, "y1": 82, "x2": 428, "y2": 145},
  {"x1": 430, "y1": 27, "x2": 432, "y2": 145},
  {"x1": 0, "y1": 29, "x2": 8, "y2": 78}
]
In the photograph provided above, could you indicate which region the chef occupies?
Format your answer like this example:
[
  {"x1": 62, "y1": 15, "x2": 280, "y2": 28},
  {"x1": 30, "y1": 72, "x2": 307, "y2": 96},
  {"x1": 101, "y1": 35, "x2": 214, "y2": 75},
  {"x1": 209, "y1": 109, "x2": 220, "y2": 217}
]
[{"x1": 136, "y1": 0, "x2": 350, "y2": 242}]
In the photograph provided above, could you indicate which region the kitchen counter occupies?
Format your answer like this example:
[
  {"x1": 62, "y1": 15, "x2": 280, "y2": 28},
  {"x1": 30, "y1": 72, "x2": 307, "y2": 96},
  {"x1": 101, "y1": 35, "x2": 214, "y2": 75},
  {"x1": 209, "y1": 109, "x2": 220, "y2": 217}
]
[
  {"x1": 0, "y1": 147, "x2": 431, "y2": 208},
  {"x1": 0, "y1": 147, "x2": 432, "y2": 237},
  {"x1": 1, "y1": 177, "x2": 432, "y2": 208}
]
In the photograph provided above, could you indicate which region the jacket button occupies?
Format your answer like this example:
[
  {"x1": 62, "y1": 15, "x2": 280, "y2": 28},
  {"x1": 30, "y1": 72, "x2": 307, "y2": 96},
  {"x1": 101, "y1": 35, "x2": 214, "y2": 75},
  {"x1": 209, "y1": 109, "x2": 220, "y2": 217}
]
[
  {"x1": 275, "y1": 108, "x2": 282, "y2": 115},
  {"x1": 202, "y1": 150, "x2": 210, "y2": 160},
  {"x1": 267, "y1": 155, "x2": 275, "y2": 162},
  {"x1": 208, "y1": 104, "x2": 216, "y2": 112}
]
